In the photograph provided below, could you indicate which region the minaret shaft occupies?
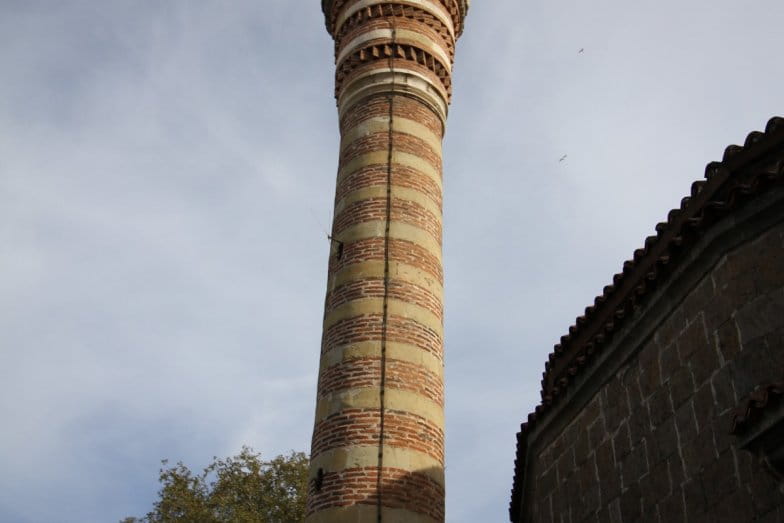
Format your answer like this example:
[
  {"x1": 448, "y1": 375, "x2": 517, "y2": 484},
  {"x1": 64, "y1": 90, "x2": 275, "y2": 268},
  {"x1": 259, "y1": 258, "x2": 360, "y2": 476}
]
[{"x1": 309, "y1": 3, "x2": 467, "y2": 521}]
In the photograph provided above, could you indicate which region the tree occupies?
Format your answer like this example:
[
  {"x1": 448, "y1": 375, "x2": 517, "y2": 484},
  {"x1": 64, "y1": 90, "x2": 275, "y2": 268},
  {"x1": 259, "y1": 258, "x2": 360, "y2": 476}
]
[{"x1": 123, "y1": 447, "x2": 309, "y2": 523}]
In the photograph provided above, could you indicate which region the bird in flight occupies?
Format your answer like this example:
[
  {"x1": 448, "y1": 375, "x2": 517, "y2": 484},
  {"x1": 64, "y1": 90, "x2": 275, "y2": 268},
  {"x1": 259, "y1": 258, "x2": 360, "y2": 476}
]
[
  {"x1": 578, "y1": 48, "x2": 584, "y2": 54},
  {"x1": 559, "y1": 154, "x2": 568, "y2": 162}
]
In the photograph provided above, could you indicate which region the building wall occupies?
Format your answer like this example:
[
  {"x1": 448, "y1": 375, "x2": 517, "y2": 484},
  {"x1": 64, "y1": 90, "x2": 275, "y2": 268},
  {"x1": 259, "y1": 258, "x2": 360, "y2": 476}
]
[{"x1": 521, "y1": 191, "x2": 784, "y2": 522}]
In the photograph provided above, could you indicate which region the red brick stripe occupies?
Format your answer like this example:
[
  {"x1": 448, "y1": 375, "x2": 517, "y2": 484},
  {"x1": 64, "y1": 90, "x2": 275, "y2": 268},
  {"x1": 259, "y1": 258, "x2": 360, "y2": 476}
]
[
  {"x1": 326, "y1": 277, "x2": 442, "y2": 319},
  {"x1": 321, "y1": 313, "x2": 443, "y2": 360},
  {"x1": 307, "y1": 466, "x2": 444, "y2": 521},
  {"x1": 318, "y1": 357, "x2": 443, "y2": 405}
]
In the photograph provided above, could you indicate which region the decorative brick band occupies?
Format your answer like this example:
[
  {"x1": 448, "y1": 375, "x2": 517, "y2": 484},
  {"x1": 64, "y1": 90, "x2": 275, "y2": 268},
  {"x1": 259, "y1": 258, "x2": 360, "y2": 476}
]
[
  {"x1": 332, "y1": 197, "x2": 441, "y2": 245},
  {"x1": 312, "y1": 408, "x2": 445, "y2": 461},
  {"x1": 328, "y1": 236, "x2": 443, "y2": 283},
  {"x1": 340, "y1": 95, "x2": 444, "y2": 139},
  {"x1": 321, "y1": 313, "x2": 443, "y2": 360},
  {"x1": 318, "y1": 340, "x2": 443, "y2": 379},
  {"x1": 327, "y1": 260, "x2": 443, "y2": 300},
  {"x1": 334, "y1": 185, "x2": 442, "y2": 224},
  {"x1": 314, "y1": 387, "x2": 444, "y2": 427},
  {"x1": 307, "y1": 464, "x2": 445, "y2": 521},
  {"x1": 335, "y1": 166, "x2": 443, "y2": 213},
  {"x1": 340, "y1": 116, "x2": 443, "y2": 159},
  {"x1": 336, "y1": 5, "x2": 455, "y2": 65},
  {"x1": 329, "y1": 0, "x2": 459, "y2": 39},
  {"x1": 338, "y1": 148, "x2": 441, "y2": 186},
  {"x1": 326, "y1": 277, "x2": 443, "y2": 321},
  {"x1": 340, "y1": 129, "x2": 442, "y2": 174},
  {"x1": 337, "y1": 28, "x2": 453, "y2": 72},
  {"x1": 317, "y1": 357, "x2": 444, "y2": 405}
]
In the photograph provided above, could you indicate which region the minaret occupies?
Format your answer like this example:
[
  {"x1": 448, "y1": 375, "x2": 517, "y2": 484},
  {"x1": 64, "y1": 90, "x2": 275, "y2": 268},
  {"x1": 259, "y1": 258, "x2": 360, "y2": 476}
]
[{"x1": 308, "y1": 2, "x2": 468, "y2": 522}]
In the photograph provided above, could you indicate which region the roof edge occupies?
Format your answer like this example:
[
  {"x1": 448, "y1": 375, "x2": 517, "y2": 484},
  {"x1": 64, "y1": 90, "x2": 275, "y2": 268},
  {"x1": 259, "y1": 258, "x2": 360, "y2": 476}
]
[{"x1": 510, "y1": 116, "x2": 784, "y2": 521}]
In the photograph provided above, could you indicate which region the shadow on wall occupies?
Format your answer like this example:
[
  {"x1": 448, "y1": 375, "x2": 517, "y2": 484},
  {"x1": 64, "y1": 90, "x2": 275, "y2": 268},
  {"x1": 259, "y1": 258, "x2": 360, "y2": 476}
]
[{"x1": 306, "y1": 464, "x2": 444, "y2": 522}]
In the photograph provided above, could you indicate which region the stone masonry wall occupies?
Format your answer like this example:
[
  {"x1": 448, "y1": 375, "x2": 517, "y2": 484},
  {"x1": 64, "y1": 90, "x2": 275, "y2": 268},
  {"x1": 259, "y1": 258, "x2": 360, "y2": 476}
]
[{"x1": 525, "y1": 218, "x2": 784, "y2": 522}]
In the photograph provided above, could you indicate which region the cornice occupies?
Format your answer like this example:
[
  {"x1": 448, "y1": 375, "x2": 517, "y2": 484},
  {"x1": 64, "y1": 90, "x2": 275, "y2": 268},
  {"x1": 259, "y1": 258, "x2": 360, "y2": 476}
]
[{"x1": 322, "y1": 0, "x2": 469, "y2": 38}]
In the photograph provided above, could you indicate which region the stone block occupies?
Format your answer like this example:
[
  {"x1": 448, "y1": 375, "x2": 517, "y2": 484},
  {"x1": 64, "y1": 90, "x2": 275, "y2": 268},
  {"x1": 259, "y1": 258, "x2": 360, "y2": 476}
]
[
  {"x1": 700, "y1": 450, "x2": 738, "y2": 502},
  {"x1": 574, "y1": 428, "x2": 591, "y2": 466},
  {"x1": 538, "y1": 465, "x2": 557, "y2": 496},
  {"x1": 731, "y1": 338, "x2": 777, "y2": 398},
  {"x1": 667, "y1": 456, "x2": 685, "y2": 492},
  {"x1": 678, "y1": 314, "x2": 710, "y2": 361},
  {"x1": 588, "y1": 417, "x2": 608, "y2": 449},
  {"x1": 683, "y1": 276, "x2": 715, "y2": 324},
  {"x1": 756, "y1": 508, "x2": 783, "y2": 523},
  {"x1": 658, "y1": 342, "x2": 680, "y2": 377},
  {"x1": 643, "y1": 459, "x2": 672, "y2": 503},
  {"x1": 603, "y1": 376, "x2": 630, "y2": 423},
  {"x1": 556, "y1": 446, "x2": 576, "y2": 483},
  {"x1": 612, "y1": 421, "x2": 632, "y2": 464},
  {"x1": 579, "y1": 484, "x2": 601, "y2": 522},
  {"x1": 692, "y1": 383, "x2": 715, "y2": 433},
  {"x1": 628, "y1": 398, "x2": 650, "y2": 445},
  {"x1": 622, "y1": 440, "x2": 649, "y2": 488},
  {"x1": 708, "y1": 488, "x2": 754, "y2": 523},
  {"x1": 596, "y1": 441, "x2": 621, "y2": 504},
  {"x1": 655, "y1": 306, "x2": 686, "y2": 348},
  {"x1": 619, "y1": 482, "x2": 642, "y2": 522},
  {"x1": 674, "y1": 401, "x2": 698, "y2": 445},
  {"x1": 577, "y1": 455, "x2": 598, "y2": 492},
  {"x1": 682, "y1": 479, "x2": 708, "y2": 522},
  {"x1": 748, "y1": 451, "x2": 784, "y2": 516},
  {"x1": 715, "y1": 319, "x2": 741, "y2": 365},
  {"x1": 681, "y1": 429, "x2": 716, "y2": 479},
  {"x1": 657, "y1": 491, "x2": 685, "y2": 523},
  {"x1": 710, "y1": 366, "x2": 736, "y2": 415},
  {"x1": 650, "y1": 416, "x2": 678, "y2": 462},
  {"x1": 647, "y1": 387, "x2": 672, "y2": 429},
  {"x1": 639, "y1": 340, "x2": 662, "y2": 397},
  {"x1": 668, "y1": 366, "x2": 695, "y2": 410},
  {"x1": 711, "y1": 410, "x2": 735, "y2": 455},
  {"x1": 622, "y1": 364, "x2": 643, "y2": 406},
  {"x1": 751, "y1": 225, "x2": 784, "y2": 291},
  {"x1": 607, "y1": 497, "x2": 622, "y2": 523},
  {"x1": 735, "y1": 289, "x2": 784, "y2": 345},
  {"x1": 690, "y1": 336, "x2": 721, "y2": 386}
]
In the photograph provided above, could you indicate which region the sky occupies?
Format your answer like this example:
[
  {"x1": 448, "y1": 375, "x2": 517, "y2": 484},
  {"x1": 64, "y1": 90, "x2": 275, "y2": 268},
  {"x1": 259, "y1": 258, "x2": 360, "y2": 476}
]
[{"x1": 0, "y1": 1, "x2": 782, "y2": 521}]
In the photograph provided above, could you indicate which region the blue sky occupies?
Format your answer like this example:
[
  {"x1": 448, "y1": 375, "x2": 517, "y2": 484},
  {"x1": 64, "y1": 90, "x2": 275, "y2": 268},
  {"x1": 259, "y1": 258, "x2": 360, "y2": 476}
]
[{"x1": 1, "y1": 1, "x2": 782, "y2": 521}]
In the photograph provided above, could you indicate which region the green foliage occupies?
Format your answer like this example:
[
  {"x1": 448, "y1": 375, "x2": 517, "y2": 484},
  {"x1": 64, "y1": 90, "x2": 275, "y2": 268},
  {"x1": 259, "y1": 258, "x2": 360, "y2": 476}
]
[{"x1": 124, "y1": 447, "x2": 309, "y2": 523}]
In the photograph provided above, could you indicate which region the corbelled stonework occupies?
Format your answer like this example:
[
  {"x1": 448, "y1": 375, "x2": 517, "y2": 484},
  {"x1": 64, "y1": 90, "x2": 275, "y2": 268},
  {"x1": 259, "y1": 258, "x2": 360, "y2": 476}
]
[{"x1": 307, "y1": 2, "x2": 468, "y2": 522}]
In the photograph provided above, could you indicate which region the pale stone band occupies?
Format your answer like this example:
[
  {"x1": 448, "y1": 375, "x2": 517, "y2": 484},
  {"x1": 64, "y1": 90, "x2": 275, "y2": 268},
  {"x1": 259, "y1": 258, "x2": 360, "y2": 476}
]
[
  {"x1": 319, "y1": 340, "x2": 444, "y2": 378},
  {"x1": 337, "y1": 220, "x2": 442, "y2": 259},
  {"x1": 334, "y1": 185, "x2": 442, "y2": 223},
  {"x1": 315, "y1": 387, "x2": 444, "y2": 426},
  {"x1": 338, "y1": 150, "x2": 442, "y2": 191},
  {"x1": 336, "y1": 28, "x2": 452, "y2": 72},
  {"x1": 328, "y1": 260, "x2": 443, "y2": 300},
  {"x1": 310, "y1": 445, "x2": 444, "y2": 485},
  {"x1": 340, "y1": 115, "x2": 443, "y2": 158},
  {"x1": 324, "y1": 297, "x2": 443, "y2": 335},
  {"x1": 338, "y1": 68, "x2": 449, "y2": 125}
]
